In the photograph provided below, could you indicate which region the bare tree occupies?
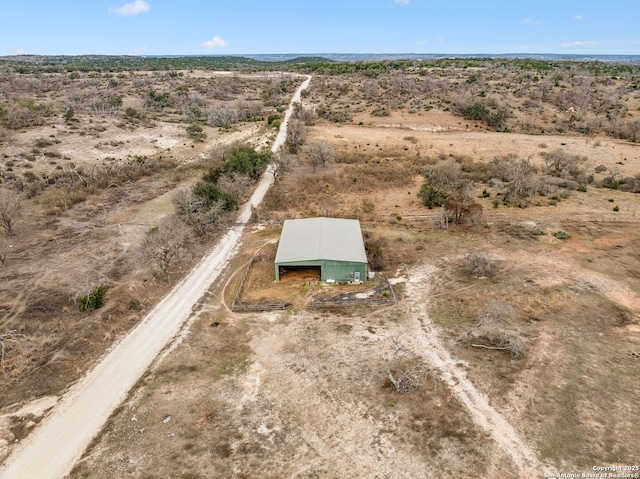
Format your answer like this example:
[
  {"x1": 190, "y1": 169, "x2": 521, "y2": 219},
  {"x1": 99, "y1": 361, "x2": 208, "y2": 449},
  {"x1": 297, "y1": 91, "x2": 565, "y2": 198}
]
[
  {"x1": 284, "y1": 119, "x2": 307, "y2": 154},
  {"x1": 387, "y1": 337, "x2": 425, "y2": 394},
  {"x1": 291, "y1": 102, "x2": 316, "y2": 125},
  {"x1": 141, "y1": 217, "x2": 189, "y2": 282},
  {"x1": 504, "y1": 157, "x2": 536, "y2": 205},
  {"x1": 217, "y1": 173, "x2": 252, "y2": 201},
  {"x1": 436, "y1": 209, "x2": 450, "y2": 230},
  {"x1": 305, "y1": 141, "x2": 334, "y2": 173},
  {"x1": 1, "y1": 330, "x2": 26, "y2": 371},
  {"x1": 362, "y1": 79, "x2": 379, "y2": 99},
  {"x1": 444, "y1": 181, "x2": 481, "y2": 224},
  {"x1": 173, "y1": 189, "x2": 230, "y2": 237},
  {"x1": 605, "y1": 165, "x2": 622, "y2": 185},
  {"x1": 206, "y1": 107, "x2": 238, "y2": 128},
  {"x1": 0, "y1": 189, "x2": 23, "y2": 236},
  {"x1": 627, "y1": 119, "x2": 640, "y2": 142},
  {"x1": 236, "y1": 100, "x2": 262, "y2": 120},
  {"x1": 462, "y1": 251, "x2": 499, "y2": 278},
  {"x1": 461, "y1": 302, "x2": 524, "y2": 359},
  {"x1": 424, "y1": 162, "x2": 460, "y2": 191},
  {"x1": 0, "y1": 236, "x2": 9, "y2": 267},
  {"x1": 542, "y1": 149, "x2": 575, "y2": 177},
  {"x1": 271, "y1": 151, "x2": 294, "y2": 184},
  {"x1": 391, "y1": 72, "x2": 408, "y2": 96}
]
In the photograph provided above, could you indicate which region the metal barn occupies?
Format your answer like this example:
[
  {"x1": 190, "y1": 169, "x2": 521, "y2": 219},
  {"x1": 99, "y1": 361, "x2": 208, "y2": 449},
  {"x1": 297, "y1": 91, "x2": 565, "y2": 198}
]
[{"x1": 274, "y1": 218, "x2": 368, "y2": 282}]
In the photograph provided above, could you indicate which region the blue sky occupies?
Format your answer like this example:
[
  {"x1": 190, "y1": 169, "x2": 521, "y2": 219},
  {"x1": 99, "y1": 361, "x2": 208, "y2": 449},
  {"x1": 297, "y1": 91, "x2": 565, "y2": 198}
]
[{"x1": 1, "y1": 0, "x2": 639, "y2": 56}]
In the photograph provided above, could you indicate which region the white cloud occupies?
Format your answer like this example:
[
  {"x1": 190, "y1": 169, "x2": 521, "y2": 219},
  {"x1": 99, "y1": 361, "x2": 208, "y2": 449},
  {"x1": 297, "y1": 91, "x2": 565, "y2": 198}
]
[
  {"x1": 415, "y1": 39, "x2": 428, "y2": 46},
  {"x1": 394, "y1": 0, "x2": 410, "y2": 5},
  {"x1": 521, "y1": 44, "x2": 533, "y2": 50},
  {"x1": 522, "y1": 18, "x2": 541, "y2": 25},
  {"x1": 575, "y1": 14, "x2": 583, "y2": 20},
  {"x1": 561, "y1": 40, "x2": 596, "y2": 48},
  {"x1": 11, "y1": 48, "x2": 25, "y2": 54},
  {"x1": 200, "y1": 36, "x2": 229, "y2": 50},
  {"x1": 109, "y1": 0, "x2": 151, "y2": 17},
  {"x1": 134, "y1": 45, "x2": 148, "y2": 53}
]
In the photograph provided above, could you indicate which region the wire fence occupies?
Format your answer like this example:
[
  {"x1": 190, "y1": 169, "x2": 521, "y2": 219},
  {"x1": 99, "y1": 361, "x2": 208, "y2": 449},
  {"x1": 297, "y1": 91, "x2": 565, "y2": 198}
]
[
  {"x1": 231, "y1": 258, "x2": 290, "y2": 312},
  {"x1": 308, "y1": 276, "x2": 396, "y2": 309}
]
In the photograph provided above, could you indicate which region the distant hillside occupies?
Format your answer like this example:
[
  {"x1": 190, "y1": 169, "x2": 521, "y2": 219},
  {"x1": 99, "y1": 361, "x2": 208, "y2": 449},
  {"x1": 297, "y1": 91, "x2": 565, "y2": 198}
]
[
  {"x1": 1, "y1": 53, "x2": 638, "y2": 75},
  {"x1": 0, "y1": 54, "x2": 334, "y2": 73}
]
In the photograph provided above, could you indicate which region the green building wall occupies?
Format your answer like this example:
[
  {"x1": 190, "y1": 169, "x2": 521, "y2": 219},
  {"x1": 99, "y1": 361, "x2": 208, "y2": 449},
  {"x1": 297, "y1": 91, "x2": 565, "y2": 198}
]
[{"x1": 275, "y1": 259, "x2": 367, "y2": 282}]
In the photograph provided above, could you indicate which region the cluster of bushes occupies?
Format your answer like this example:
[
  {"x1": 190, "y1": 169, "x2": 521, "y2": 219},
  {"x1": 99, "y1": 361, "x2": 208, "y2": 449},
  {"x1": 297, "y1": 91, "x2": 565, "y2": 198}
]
[
  {"x1": 0, "y1": 99, "x2": 51, "y2": 130},
  {"x1": 460, "y1": 102, "x2": 508, "y2": 128},
  {"x1": 0, "y1": 70, "x2": 300, "y2": 144},
  {"x1": 291, "y1": 102, "x2": 316, "y2": 126},
  {"x1": 6, "y1": 155, "x2": 167, "y2": 213},
  {"x1": 145, "y1": 90, "x2": 171, "y2": 110},
  {"x1": 175, "y1": 144, "x2": 271, "y2": 236},
  {"x1": 303, "y1": 59, "x2": 640, "y2": 140},
  {"x1": 316, "y1": 105, "x2": 351, "y2": 123},
  {"x1": 600, "y1": 170, "x2": 640, "y2": 193}
]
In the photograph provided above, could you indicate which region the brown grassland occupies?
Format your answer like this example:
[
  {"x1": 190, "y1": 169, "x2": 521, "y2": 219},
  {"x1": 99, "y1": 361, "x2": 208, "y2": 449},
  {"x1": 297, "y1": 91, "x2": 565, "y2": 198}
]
[{"x1": 0, "y1": 60, "x2": 639, "y2": 478}]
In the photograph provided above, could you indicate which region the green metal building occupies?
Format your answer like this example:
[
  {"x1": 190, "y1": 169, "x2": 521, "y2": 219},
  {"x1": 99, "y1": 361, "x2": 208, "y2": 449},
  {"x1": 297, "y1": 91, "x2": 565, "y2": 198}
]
[{"x1": 274, "y1": 217, "x2": 368, "y2": 282}]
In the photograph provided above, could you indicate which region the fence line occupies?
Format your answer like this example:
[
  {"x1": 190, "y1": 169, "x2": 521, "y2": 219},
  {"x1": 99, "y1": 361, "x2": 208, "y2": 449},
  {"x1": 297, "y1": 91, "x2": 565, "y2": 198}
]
[
  {"x1": 232, "y1": 302, "x2": 290, "y2": 312},
  {"x1": 230, "y1": 258, "x2": 252, "y2": 311},
  {"x1": 231, "y1": 257, "x2": 290, "y2": 312},
  {"x1": 308, "y1": 276, "x2": 396, "y2": 309}
]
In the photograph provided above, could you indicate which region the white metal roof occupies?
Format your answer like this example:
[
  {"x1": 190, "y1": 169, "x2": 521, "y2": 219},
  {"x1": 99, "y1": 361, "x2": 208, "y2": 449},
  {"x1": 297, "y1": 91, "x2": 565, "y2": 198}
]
[{"x1": 275, "y1": 217, "x2": 368, "y2": 264}]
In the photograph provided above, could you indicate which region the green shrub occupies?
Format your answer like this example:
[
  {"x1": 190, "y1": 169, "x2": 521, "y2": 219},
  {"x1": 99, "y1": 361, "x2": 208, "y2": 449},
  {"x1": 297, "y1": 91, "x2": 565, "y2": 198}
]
[
  {"x1": 613, "y1": 205, "x2": 620, "y2": 212},
  {"x1": 371, "y1": 107, "x2": 389, "y2": 117},
  {"x1": 554, "y1": 230, "x2": 571, "y2": 240},
  {"x1": 186, "y1": 122, "x2": 206, "y2": 142},
  {"x1": 78, "y1": 285, "x2": 107, "y2": 312},
  {"x1": 223, "y1": 144, "x2": 271, "y2": 180},
  {"x1": 417, "y1": 183, "x2": 447, "y2": 208},
  {"x1": 148, "y1": 90, "x2": 171, "y2": 109},
  {"x1": 462, "y1": 102, "x2": 490, "y2": 121},
  {"x1": 193, "y1": 181, "x2": 237, "y2": 211},
  {"x1": 317, "y1": 106, "x2": 351, "y2": 123},
  {"x1": 125, "y1": 107, "x2": 140, "y2": 119}
]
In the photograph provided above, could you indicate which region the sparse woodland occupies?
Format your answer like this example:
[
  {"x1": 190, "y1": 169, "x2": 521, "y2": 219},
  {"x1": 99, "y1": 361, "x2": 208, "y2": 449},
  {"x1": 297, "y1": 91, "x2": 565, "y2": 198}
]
[{"x1": 0, "y1": 56, "x2": 639, "y2": 476}]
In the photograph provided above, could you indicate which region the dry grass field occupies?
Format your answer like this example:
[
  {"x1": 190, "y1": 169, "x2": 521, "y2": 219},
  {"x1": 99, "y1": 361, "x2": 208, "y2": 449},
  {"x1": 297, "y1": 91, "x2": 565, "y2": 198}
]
[{"x1": 1, "y1": 60, "x2": 639, "y2": 477}]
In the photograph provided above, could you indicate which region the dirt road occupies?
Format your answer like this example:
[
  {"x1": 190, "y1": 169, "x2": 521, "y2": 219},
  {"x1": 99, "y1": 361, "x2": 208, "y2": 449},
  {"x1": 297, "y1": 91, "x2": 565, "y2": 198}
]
[
  {"x1": 405, "y1": 266, "x2": 547, "y2": 477},
  {"x1": 0, "y1": 75, "x2": 311, "y2": 479}
]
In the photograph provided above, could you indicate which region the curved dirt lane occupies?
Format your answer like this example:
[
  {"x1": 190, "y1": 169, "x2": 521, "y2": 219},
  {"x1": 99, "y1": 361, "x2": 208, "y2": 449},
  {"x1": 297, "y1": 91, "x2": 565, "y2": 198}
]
[
  {"x1": 405, "y1": 265, "x2": 548, "y2": 477},
  {"x1": 0, "y1": 75, "x2": 311, "y2": 479}
]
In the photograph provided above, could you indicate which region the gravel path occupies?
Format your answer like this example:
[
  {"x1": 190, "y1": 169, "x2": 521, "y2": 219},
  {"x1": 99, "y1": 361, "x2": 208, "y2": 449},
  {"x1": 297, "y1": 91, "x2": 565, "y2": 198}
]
[{"x1": 0, "y1": 75, "x2": 311, "y2": 479}]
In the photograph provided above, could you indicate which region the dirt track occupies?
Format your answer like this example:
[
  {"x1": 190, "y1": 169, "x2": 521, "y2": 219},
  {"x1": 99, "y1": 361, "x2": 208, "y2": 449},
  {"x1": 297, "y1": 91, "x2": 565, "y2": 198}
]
[
  {"x1": 0, "y1": 75, "x2": 311, "y2": 479},
  {"x1": 404, "y1": 266, "x2": 546, "y2": 477}
]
